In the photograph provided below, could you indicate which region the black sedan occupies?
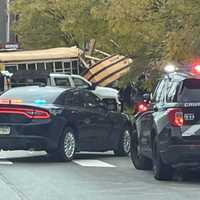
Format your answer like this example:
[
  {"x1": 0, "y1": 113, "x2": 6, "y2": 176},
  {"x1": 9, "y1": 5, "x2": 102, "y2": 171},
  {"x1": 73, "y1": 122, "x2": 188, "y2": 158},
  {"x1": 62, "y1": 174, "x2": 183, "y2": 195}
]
[{"x1": 0, "y1": 86, "x2": 132, "y2": 161}]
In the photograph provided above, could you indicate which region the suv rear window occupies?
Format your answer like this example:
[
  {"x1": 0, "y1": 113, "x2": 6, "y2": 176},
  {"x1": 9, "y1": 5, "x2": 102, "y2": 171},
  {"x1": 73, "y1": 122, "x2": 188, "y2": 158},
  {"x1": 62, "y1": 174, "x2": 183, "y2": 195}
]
[
  {"x1": 178, "y1": 79, "x2": 200, "y2": 102},
  {"x1": 54, "y1": 78, "x2": 71, "y2": 87}
]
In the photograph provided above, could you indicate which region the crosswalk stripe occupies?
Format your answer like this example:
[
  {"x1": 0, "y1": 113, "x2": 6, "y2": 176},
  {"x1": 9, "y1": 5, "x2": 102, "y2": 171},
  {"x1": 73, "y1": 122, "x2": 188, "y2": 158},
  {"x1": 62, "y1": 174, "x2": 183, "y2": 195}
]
[
  {"x1": 73, "y1": 159, "x2": 116, "y2": 168},
  {"x1": 0, "y1": 150, "x2": 47, "y2": 159},
  {"x1": 0, "y1": 160, "x2": 13, "y2": 165},
  {"x1": 182, "y1": 125, "x2": 200, "y2": 136}
]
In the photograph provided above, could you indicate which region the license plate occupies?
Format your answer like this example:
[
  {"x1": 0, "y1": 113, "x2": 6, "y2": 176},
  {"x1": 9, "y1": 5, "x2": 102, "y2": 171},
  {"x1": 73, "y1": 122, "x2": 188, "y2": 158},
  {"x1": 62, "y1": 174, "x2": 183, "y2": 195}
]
[{"x1": 0, "y1": 127, "x2": 10, "y2": 135}]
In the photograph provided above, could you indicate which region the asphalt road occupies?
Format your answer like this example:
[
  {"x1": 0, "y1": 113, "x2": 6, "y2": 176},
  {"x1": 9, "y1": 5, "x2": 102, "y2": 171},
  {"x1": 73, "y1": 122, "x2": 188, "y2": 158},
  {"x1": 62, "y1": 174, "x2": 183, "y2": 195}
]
[{"x1": 0, "y1": 151, "x2": 200, "y2": 200}]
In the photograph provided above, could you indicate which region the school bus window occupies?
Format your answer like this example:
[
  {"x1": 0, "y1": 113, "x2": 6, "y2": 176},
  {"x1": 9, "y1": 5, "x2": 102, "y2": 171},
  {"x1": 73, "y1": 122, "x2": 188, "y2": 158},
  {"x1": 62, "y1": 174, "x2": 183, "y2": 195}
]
[
  {"x1": 64, "y1": 62, "x2": 71, "y2": 73},
  {"x1": 55, "y1": 62, "x2": 63, "y2": 72},
  {"x1": 46, "y1": 63, "x2": 53, "y2": 72},
  {"x1": 5, "y1": 65, "x2": 17, "y2": 73},
  {"x1": 37, "y1": 63, "x2": 45, "y2": 71},
  {"x1": 18, "y1": 64, "x2": 26, "y2": 71},
  {"x1": 28, "y1": 63, "x2": 36, "y2": 71},
  {"x1": 72, "y1": 61, "x2": 78, "y2": 74}
]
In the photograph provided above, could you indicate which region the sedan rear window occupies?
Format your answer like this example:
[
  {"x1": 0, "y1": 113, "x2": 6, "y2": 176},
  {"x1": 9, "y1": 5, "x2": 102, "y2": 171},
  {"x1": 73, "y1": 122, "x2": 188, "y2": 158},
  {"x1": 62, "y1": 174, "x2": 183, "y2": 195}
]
[
  {"x1": 0, "y1": 86, "x2": 65, "y2": 104},
  {"x1": 178, "y1": 79, "x2": 200, "y2": 102}
]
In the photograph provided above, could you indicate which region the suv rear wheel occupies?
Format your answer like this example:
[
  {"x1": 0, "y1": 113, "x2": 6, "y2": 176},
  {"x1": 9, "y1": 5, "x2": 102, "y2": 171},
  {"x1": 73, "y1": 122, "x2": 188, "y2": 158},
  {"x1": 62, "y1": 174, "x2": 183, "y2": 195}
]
[
  {"x1": 152, "y1": 139, "x2": 173, "y2": 180},
  {"x1": 130, "y1": 129, "x2": 152, "y2": 170}
]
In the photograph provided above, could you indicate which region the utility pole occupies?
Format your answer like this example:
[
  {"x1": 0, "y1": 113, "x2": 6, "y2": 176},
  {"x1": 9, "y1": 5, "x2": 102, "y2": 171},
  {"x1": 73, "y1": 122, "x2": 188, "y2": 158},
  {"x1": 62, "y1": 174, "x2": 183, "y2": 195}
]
[{"x1": 6, "y1": 0, "x2": 10, "y2": 43}]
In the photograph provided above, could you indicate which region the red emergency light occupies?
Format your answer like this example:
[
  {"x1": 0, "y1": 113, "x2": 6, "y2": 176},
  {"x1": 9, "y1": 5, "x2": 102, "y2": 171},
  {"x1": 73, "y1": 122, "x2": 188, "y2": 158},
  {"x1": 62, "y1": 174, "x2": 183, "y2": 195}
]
[
  {"x1": 137, "y1": 102, "x2": 149, "y2": 113},
  {"x1": 191, "y1": 59, "x2": 200, "y2": 74},
  {"x1": 192, "y1": 65, "x2": 200, "y2": 74}
]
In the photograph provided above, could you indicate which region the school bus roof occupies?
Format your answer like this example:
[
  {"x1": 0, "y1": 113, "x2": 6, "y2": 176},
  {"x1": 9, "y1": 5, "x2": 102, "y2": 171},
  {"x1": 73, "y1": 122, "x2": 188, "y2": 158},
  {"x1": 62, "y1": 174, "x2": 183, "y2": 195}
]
[
  {"x1": 0, "y1": 47, "x2": 81, "y2": 64},
  {"x1": 83, "y1": 54, "x2": 133, "y2": 86}
]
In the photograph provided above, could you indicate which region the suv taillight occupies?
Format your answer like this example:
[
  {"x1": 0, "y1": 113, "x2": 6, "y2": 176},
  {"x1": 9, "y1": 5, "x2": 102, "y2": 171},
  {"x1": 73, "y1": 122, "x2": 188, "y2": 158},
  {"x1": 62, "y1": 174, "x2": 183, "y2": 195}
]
[{"x1": 168, "y1": 108, "x2": 184, "y2": 127}]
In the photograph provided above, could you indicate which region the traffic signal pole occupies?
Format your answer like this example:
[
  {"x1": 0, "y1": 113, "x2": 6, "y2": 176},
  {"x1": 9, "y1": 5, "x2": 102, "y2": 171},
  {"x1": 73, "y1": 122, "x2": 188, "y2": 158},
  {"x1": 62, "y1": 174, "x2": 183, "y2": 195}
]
[{"x1": 6, "y1": 0, "x2": 10, "y2": 43}]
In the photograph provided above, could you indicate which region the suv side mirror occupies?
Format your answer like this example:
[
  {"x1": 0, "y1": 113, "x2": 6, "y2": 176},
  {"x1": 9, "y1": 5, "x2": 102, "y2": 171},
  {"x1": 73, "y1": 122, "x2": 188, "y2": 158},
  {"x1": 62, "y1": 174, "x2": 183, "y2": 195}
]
[{"x1": 143, "y1": 93, "x2": 150, "y2": 102}]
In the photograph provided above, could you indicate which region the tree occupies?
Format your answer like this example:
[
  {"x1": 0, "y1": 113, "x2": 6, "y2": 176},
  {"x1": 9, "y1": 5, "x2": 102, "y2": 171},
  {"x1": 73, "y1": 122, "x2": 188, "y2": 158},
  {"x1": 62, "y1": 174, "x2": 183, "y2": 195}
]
[
  {"x1": 11, "y1": 0, "x2": 200, "y2": 88},
  {"x1": 11, "y1": 0, "x2": 68, "y2": 49},
  {"x1": 103, "y1": 0, "x2": 200, "y2": 86},
  {"x1": 104, "y1": 0, "x2": 166, "y2": 83},
  {"x1": 11, "y1": 0, "x2": 110, "y2": 49}
]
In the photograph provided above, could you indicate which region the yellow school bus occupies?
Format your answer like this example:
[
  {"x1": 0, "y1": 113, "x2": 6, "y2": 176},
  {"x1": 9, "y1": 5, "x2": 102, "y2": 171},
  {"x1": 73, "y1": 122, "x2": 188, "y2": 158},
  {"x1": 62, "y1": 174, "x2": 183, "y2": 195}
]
[{"x1": 0, "y1": 47, "x2": 82, "y2": 74}]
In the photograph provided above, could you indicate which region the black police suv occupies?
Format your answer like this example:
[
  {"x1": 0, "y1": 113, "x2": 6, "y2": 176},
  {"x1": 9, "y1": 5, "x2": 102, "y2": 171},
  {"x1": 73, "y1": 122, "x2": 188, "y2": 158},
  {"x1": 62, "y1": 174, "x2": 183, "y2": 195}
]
[
  {"x1": 131, "y1": 71, "x2": 200, "y2": 180},
  {"x1": 0, "y1": 86, "x2": 131, "y2": 161}
]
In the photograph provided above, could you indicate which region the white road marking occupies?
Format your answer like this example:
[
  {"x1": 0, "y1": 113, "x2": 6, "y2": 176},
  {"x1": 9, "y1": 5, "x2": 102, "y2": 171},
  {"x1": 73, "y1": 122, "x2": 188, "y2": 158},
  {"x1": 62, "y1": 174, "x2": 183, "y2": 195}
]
[
  {"x1": 0, "y1": 150, "x2": 47, "y2": 159},
  {"x1": 182, "y1": 125, "x2": 200, "y2": 136},
  {"x1": 73, "y1": 159, "x2": 116, "y2": 168},
  {"x1": 0, "y1": 160, "x2": 13, "y2": 165}
]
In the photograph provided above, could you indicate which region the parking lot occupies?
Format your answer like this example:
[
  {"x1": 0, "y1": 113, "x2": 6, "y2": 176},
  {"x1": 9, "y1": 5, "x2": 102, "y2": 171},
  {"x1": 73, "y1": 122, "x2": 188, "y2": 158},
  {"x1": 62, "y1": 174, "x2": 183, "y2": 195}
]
[{"x1": 0, "y1": 151, "x2": 200, "y2": 200}]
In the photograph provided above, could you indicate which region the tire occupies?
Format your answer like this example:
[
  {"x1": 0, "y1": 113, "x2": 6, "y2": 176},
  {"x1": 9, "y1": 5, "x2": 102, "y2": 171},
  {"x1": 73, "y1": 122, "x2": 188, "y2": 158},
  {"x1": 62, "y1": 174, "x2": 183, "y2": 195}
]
[
  {"x1": 114, "y1": 128, "x2": 131, "y2": 156},
  {"x1": 51, "y1": 127, "x2": 77, "y2": 162},
  {"x1": 152, "y1": 138, "x2": 173, "y2": 181},
  {"x1": 130, "y1": 129, "x2": 152, "y2": 170}
]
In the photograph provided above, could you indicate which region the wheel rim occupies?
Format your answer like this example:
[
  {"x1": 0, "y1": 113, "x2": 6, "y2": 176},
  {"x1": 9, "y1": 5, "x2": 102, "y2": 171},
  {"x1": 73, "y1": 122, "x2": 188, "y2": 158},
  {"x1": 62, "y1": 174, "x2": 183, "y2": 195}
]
[
  {"x1": 64, "y1": 131, "x2": 76, "y2": 159},
  {"x1": 123, "y1": 130, "x2": 131, "y2": 153}
]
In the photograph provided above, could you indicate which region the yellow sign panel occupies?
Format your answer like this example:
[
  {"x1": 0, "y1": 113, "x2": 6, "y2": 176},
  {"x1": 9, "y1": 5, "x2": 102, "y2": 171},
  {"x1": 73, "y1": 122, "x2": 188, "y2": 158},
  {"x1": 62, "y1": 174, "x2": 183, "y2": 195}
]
[{"x1": 0, "y1": 64, "x2": 5, "y2": 71}]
